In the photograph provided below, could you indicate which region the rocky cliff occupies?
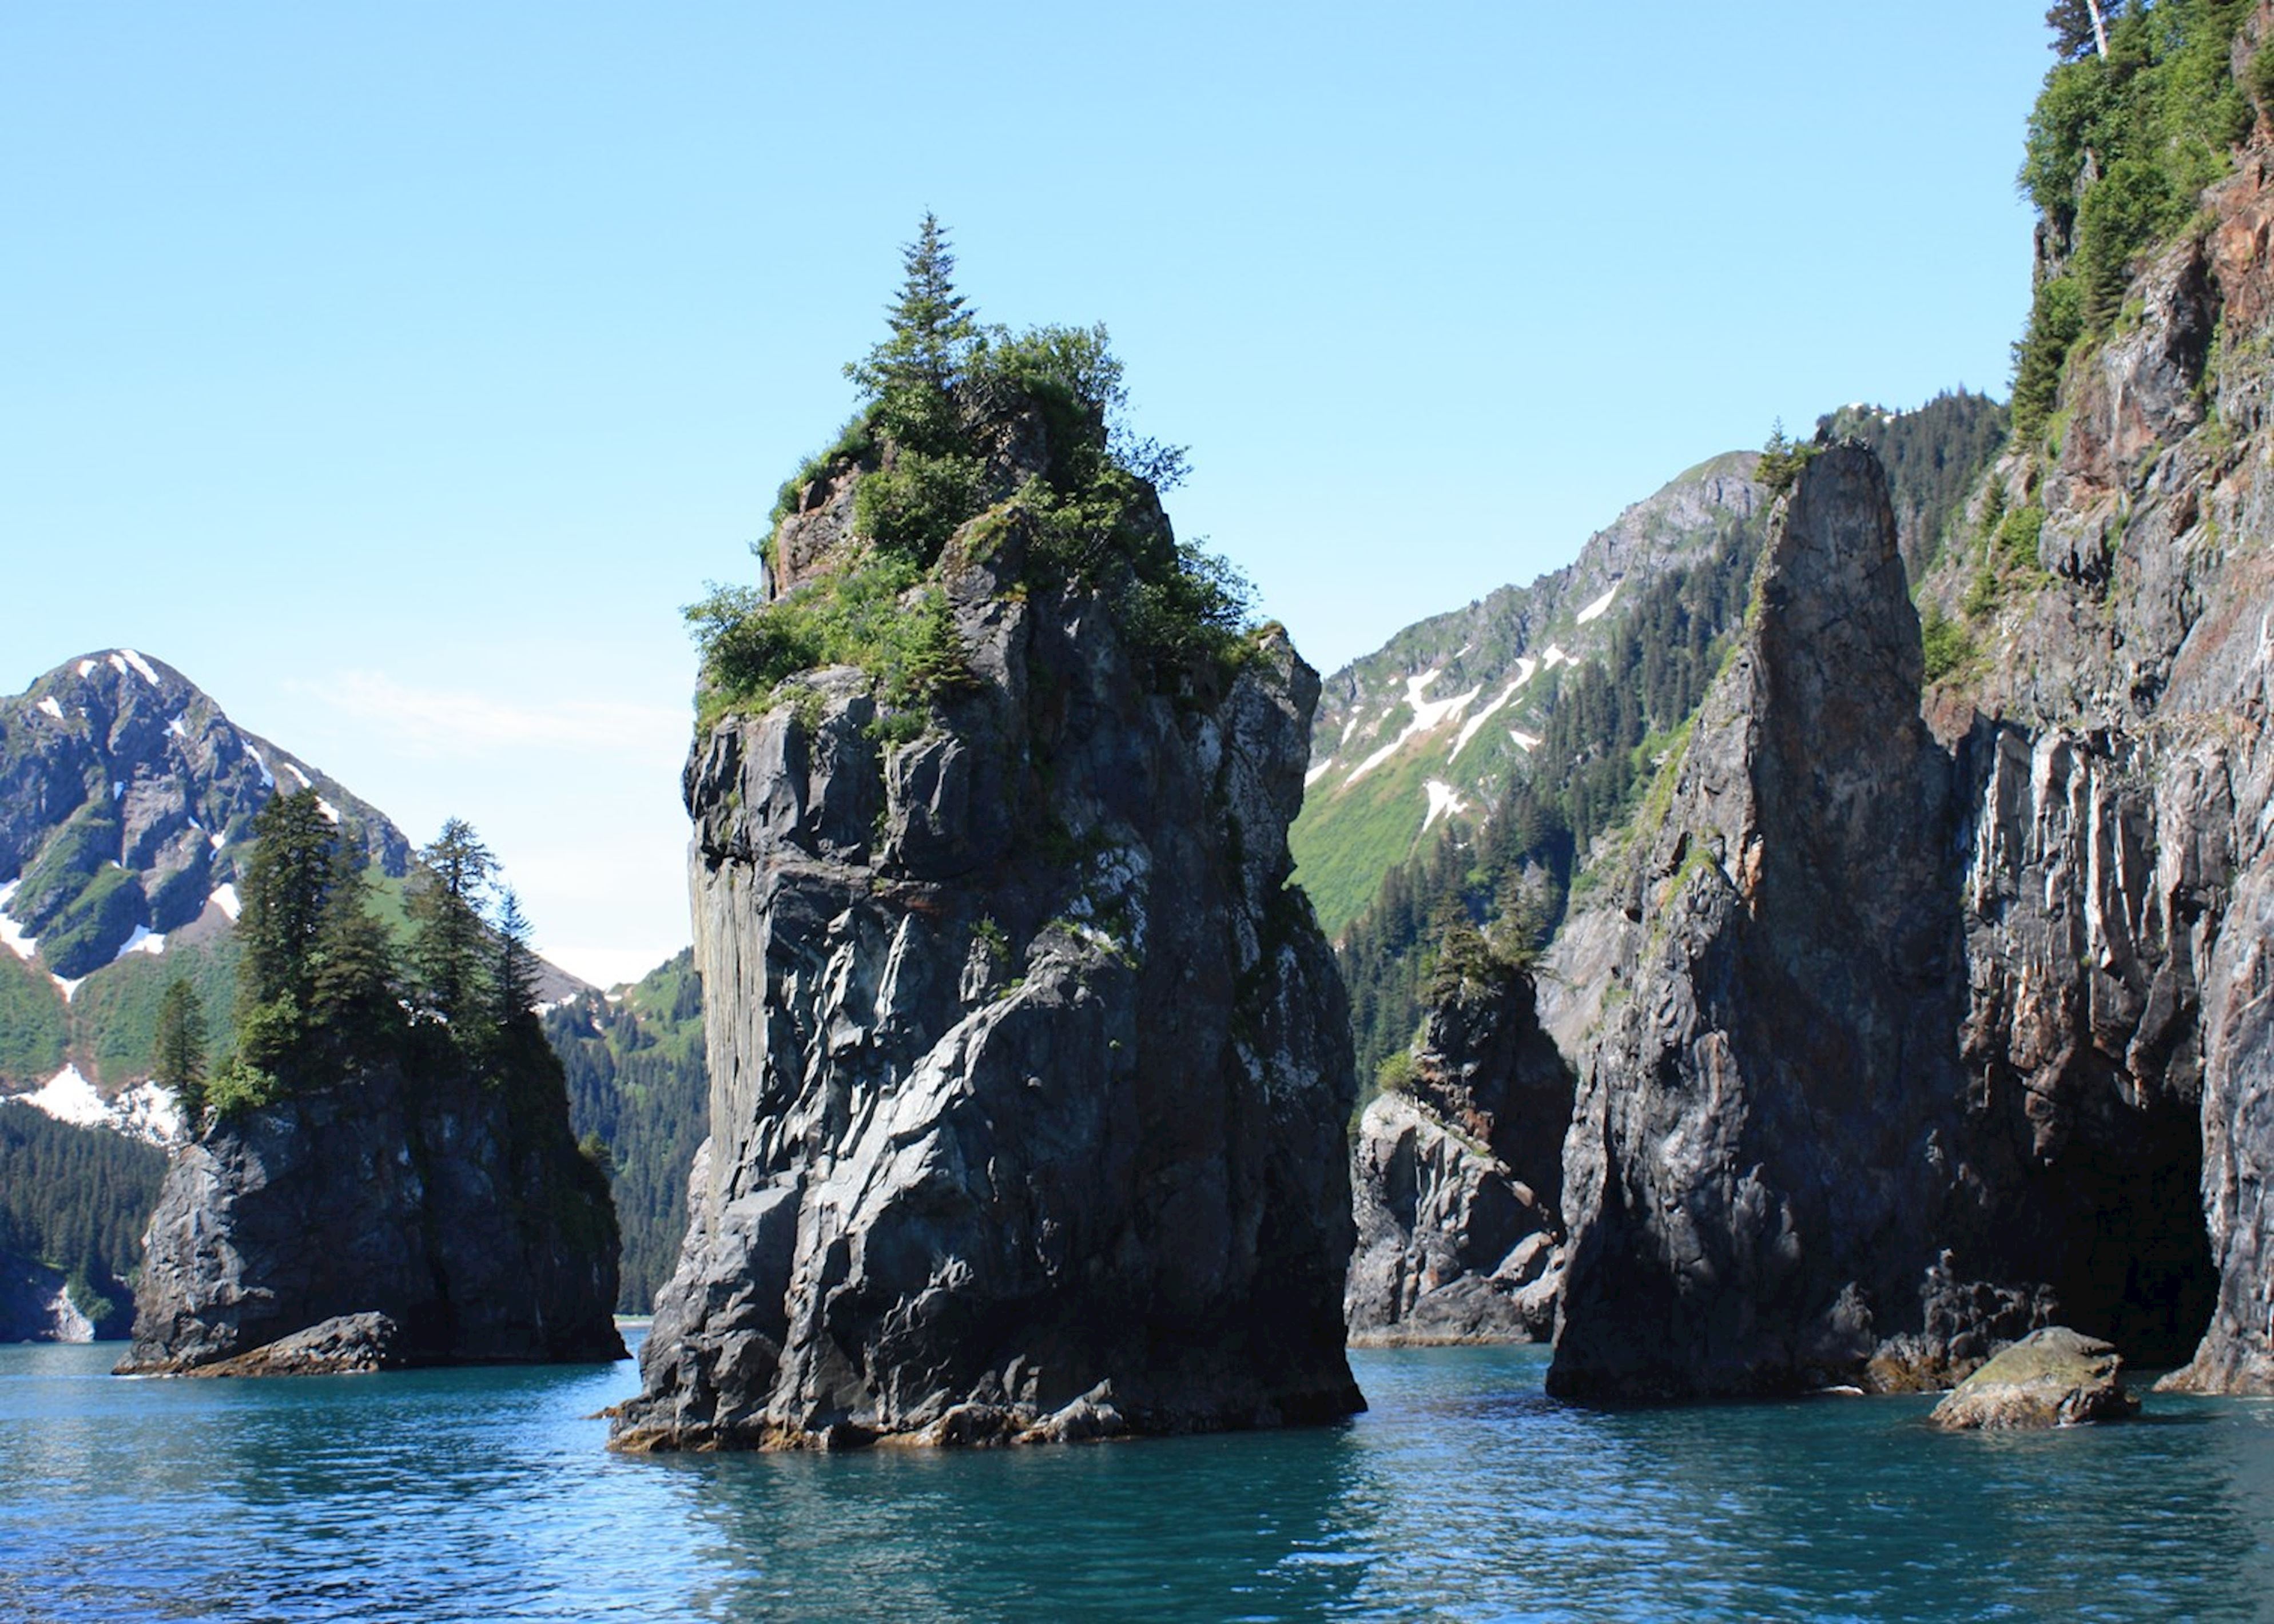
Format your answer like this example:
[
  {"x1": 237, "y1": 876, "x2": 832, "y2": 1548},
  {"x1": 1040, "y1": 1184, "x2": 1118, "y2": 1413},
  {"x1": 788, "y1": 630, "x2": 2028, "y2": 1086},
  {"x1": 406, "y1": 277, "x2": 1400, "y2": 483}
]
[
  {"x1": 1346, "y1": 960, "x2": 1572, "y2": 1343},
  {"x1": 615, "y1": 371, "x2": 1362, "y2": 1447},
  {"x1": 1545, "y1": 448, "x2": 1991, "y2": 1396},
  {"x1": 120, "y1": 1048, "x2": 623, "y2": 1372},
  {"x1": 1542, "y1": 98, "x2": 2274, "y2": 1396}
]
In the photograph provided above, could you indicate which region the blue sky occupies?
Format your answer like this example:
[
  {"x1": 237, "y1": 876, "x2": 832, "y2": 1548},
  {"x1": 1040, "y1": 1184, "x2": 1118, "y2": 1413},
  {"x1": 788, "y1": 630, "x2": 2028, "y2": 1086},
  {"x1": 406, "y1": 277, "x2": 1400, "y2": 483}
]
[{"x1": 4, "y1": 2, "x2": 2051, "y2": 984}]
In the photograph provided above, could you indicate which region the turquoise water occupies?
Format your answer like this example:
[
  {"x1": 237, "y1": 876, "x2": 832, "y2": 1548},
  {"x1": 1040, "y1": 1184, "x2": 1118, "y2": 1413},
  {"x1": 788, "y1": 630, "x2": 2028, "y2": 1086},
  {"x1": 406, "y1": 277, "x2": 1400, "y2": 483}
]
[{"x1": 3, "y1": 1336, "x2": 2272, "y2": 1622}]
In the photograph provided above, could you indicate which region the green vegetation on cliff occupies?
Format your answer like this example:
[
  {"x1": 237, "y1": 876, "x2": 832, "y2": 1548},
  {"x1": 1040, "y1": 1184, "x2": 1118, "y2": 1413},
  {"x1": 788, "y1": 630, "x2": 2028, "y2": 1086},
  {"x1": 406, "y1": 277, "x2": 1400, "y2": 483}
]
[
  {"x1": 689, "y1": 215, "x2": 1252, "y2": 727},
  {"x1": 2014, "y1": 0, "x2": 2258, "y2": 439}
]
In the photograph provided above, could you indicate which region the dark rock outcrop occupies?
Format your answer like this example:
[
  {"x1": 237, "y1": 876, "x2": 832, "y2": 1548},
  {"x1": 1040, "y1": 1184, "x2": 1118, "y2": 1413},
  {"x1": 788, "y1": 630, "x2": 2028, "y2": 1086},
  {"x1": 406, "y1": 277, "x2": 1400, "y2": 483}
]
[
  {"x1": 118, "y1": 1056, "x2": 623, "y2": 1374},
  {"x1": 1346, "y1": 963, "x2": 1572, "y2": 1343},
  {"x1": 614, "y1": 508, "x2": 1362, "y2": 1450},
  {"x1": 1547, "y1": 447, "x2": 1990, "y2": 1399},
  {"x1": 1543, "y1": 132, "x2": 2274, "y2": 1398},
  {"x1": 1930, "y1": 1327, "x2": 2138, "y2": 1430},
  {"x1": 181, "y1": 1311, "x2": 402, "y2": 1378}
]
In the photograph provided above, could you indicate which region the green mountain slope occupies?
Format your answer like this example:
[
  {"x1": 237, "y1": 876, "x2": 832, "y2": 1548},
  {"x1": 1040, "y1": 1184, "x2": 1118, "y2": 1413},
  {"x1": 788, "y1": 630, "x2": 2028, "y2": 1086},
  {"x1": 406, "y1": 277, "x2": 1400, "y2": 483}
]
[{"x1": 546, "y1": 950, "x2": 708, "y2": 1314}]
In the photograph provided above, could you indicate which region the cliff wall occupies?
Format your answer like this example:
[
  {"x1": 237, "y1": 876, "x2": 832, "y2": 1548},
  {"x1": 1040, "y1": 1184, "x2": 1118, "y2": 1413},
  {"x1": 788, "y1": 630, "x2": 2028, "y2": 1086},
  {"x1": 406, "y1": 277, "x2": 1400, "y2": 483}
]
[{"x1": 615, "y1": 498, "x2": 1363, "y2": 1448}]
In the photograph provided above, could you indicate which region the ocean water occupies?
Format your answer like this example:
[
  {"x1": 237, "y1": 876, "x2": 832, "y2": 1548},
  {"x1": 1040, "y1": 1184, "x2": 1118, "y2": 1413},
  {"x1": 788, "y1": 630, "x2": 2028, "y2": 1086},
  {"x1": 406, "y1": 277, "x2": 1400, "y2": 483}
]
[{"x1": 2, "y1": 1335, "x2": 2271, "y2": 1623}]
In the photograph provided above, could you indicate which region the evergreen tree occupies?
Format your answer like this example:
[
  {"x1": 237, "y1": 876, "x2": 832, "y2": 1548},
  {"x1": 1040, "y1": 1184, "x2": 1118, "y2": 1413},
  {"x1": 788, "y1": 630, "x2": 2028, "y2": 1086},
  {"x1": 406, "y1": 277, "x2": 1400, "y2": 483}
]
[
  {"x1": 236, "y1": 789, "x2": 339, "y2": 1017},
  {"x1": 152, "y1": 977, "x2": 208, "y2": 1129},
  {"x1": 491, "y1": 886, "x2": 542, "y2": 1034},
  {"x1": 310, "y1": 853, "x2": 400, "y2": 1044},
  {"x1": 844, "y1": 213, "x2": 979, "y2": 447},
  {"x1": 230, "y1": 788, "x2": 343, "y2": 1075},
  {"x1": 408, "y1": 818, "x2": 496, "y2": 1032}
]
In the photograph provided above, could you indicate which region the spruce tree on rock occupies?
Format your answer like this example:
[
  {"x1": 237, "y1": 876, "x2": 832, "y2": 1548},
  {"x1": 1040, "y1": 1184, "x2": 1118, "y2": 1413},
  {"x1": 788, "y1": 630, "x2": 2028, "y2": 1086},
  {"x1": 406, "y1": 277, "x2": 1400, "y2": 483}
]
[
  {"x1": 152, "y1": 978, "x2": 208, "y2": 1129},
  {"x1": 408, "y1": 818, "x2": 496, "y2": 1036},
  {"x1": 311, "y1": 854, "x2": 401, "y2": 1045},
  {"x1": 845, "y1": 212, "x2": 979, "y2": 445},
  {"x1": 233, "y1": 788, "x2": 341, "y2": 1072},
  {"x1": 491, "y1": 886, "x2": 542, "y2": 1037}
]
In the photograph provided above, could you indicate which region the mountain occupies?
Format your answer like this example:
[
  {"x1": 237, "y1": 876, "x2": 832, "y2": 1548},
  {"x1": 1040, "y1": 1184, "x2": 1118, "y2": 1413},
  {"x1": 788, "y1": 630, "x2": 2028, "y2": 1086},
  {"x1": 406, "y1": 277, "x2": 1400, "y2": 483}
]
[
  {"x1": 0, "y1": 649, "x2": 593, "y2": 1117},
  {"x1": 545, "y1": 950, "x2": 709, "y2": 1315},
  {"x1": 0, "y1": 650, "x2": 410, "y2": 1114},
  {"x1": 1290, "y1": 453, "x2": 1768, "y2": 940},
  {"x1": 0, "y1": 650, "x2": 602, "y2": 1342}
]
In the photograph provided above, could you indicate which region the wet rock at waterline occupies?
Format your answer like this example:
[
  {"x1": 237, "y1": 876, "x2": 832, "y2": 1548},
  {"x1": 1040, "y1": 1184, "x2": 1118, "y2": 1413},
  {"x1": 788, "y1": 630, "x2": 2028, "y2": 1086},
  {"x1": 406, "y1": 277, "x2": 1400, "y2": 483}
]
[{"x1": 1929, "y1": 1328, "x2": 2138, "y2": 1430}]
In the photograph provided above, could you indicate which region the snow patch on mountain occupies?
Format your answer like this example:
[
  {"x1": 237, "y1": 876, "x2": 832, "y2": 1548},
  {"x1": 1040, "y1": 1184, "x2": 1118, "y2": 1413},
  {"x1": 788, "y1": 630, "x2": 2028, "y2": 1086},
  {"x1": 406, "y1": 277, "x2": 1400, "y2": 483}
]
[
  {"x1": 112, "y1": 926, "x2": 165, "y2": 962},
  {"x1": 1422, "y1": 779, "x2": 1468, "y2": 833},
  {"x1": 1576, "y1": 582, "x2": 1620, "y2": 624},
  {"x1": 18, "y1": 1065, "x2": 183, "y2": 1147},
  {"x1": 1345, "y1": 671, "x2": 1484, "y2": 789},
  {"x1": 36, "y1": 697, "x2": 64, "y2": 722},
  {"x1": 117, "y1": 650, "x2": 162, "y2": 685},
  {"x1": 0, "y1": 882, "x2": 32, "y2": 961},
  {"x1": 211, "y1": 883, "x2": 241, "y2": 922},
  {"x1": 1452, "y1": 680, "x2": 1525, "y2": 762}
]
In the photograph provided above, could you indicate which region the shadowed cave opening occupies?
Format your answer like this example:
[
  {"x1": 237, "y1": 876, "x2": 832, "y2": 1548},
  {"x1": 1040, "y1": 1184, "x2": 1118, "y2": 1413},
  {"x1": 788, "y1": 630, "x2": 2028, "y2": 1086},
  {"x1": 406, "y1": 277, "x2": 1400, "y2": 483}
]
[{"x1": 2043, "y1": 1093, "x2": 2218, "y2": 1370}]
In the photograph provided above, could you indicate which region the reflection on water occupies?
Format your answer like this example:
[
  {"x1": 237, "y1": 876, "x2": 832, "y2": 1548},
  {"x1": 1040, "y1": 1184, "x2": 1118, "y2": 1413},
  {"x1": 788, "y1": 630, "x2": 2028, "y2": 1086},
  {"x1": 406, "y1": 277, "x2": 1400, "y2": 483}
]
[{"x1": 1, "y1": 1338, "x2": 2270, "y2": 1622}]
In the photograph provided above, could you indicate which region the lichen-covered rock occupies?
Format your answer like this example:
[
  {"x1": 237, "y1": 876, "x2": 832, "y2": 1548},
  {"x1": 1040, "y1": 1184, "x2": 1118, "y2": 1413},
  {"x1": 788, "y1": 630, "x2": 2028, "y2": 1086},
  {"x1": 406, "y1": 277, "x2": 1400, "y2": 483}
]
[
  {"x1": 117, "y1": 1056, "x2": 623, "y2": 1374},
  {"x1": 1930, "y1": 1327, "x2": 2138, "y2": 1430},
  {"x1": 613, "y1": 511, "x2": 1362, "y2": 1451},
  {"x1": 1346, "y1": 964, "x2": 1572, "y2": 1344}
]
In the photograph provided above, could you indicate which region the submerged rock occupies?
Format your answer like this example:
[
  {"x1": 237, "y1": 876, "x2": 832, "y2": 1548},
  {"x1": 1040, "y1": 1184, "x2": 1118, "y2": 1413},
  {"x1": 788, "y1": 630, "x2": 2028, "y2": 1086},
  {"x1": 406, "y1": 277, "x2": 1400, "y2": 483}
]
[
  {"x1": 1346, "y1": 961, "x2": 1572, "y2": 1344},
  {"x1": 1930, "y1": 1327, "x2": 2138, "y2": 1430},
  {"x1": 117, "y1": 1055, "x2": 624, "y2": 1375},
  {"x1": 614, "y1": 501, "x2": 1363, "y2": 1451}
]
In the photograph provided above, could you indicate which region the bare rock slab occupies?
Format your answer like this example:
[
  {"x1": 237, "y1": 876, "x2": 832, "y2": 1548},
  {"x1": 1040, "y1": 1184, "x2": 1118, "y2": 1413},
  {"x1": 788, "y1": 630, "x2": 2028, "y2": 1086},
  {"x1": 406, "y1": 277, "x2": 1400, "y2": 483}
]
[{"x1": 1929, "y1": 1327, "x2": 2140, "y2": 1430}]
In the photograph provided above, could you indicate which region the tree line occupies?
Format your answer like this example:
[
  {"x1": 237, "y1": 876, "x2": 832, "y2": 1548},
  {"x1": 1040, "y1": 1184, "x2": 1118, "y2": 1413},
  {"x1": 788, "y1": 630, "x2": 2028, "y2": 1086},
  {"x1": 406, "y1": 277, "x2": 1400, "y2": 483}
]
[
  {"x1": 153, "y1": 790, "x2": 551, "y2": 1127},
  {"x1": 1337, "y1": 517, "x2": 1764, "y2": 1086}
]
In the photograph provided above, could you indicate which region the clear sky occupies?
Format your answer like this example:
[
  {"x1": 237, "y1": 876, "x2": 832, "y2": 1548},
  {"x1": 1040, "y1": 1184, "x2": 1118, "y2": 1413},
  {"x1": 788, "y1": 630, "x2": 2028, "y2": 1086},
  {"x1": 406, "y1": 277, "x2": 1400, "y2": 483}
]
[{"x1": 3, "y1": 1, "x2": 2052, "y2": 986}]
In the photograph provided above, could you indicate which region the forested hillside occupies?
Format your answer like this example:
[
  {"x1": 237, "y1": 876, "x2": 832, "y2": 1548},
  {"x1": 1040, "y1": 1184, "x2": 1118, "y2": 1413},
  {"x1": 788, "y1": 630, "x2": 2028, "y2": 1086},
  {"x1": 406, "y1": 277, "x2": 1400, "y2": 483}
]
[
  {"x1": 0, "y1": 1104, "x2": 165, "y2": 1334},
  {"x1": 547, "y1": 950, "x2": 708, "y2": 1313},
  {"x1": 1330, "y1": 392, "x2": 2007, "y2": 1087}
]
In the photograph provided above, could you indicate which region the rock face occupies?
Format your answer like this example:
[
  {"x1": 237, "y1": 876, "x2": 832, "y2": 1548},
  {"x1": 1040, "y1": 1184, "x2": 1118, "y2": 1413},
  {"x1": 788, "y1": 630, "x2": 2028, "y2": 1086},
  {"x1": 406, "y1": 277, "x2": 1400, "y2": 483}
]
[
  {"x1": 118, "y1": 1057, "x2": 624, "y2": 1374},
  {"x1": 1346, "y1": 964, "x2": 1572, "y2": 1343},
  {"x1": 614, "y1": 507, "x2": 1363, "y2": 1450},
  {"x1": 1548, "y1": 448, "x2": 1988, "y2": 1398},
  {"x1": 1544, "y1": 126, "x2": 2274, "y2": 1400},
  {"x1": 1930, "y1": 1327, "x2": 2138, "y2": 1430}
]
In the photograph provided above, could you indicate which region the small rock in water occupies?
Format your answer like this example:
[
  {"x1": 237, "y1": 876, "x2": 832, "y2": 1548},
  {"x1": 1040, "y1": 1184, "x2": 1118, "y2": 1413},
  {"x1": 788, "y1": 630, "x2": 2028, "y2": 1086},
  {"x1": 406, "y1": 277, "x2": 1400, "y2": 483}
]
[
  {"x1": 180, "y1": 1312, "x2": 403, "y2": 1379},
  {"x1": 1928, "y1": 1327, "x2": 2139, "y2": 1430}
]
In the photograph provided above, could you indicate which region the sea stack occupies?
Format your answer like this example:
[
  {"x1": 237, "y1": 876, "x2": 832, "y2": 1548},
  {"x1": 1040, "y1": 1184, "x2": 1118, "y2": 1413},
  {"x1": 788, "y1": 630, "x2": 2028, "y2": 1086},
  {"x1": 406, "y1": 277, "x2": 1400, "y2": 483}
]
[
  {"x1": 613, "y1": 254, "x2": 1362, "y2": 1448},
  {"x1": 121, "y1": 1049, "x2": 624, "y2": 1373},
  {"x1": 1345, "y1": 952, "x2": 1573, "y2": 1344}
]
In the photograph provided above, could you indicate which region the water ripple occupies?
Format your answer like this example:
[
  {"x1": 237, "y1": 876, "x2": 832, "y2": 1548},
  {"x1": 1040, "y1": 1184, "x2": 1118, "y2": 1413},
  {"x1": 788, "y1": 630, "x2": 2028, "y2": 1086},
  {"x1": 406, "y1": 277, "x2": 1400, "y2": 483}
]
[{"x1": 2, "y1": 1341, "x2": 2271, "y2": 1621}]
